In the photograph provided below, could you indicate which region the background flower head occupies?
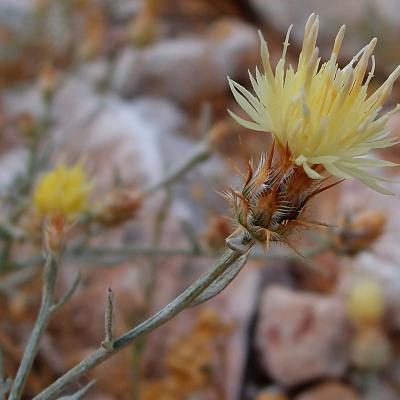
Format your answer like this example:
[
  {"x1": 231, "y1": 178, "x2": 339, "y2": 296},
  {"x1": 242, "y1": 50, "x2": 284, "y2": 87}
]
[
  {"x1": 33, "y1": 163, "x2": 92, "y2": 219},
  {"x1": 228, "y1": 13, "x2": 400, "y2": 194}
]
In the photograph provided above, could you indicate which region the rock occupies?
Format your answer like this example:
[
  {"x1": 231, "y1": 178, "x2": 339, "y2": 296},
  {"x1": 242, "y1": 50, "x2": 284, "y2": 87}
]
[
  {"x1": 111, "y1": 18, "x2": 258, "y2": 104},
  {"x1": 212, "y1": 262, "x2": 261, "y2": 400},
  {"x1": 52, "y1": 76, "x2": 189, "y2": 190},
  {"x1": 140, "y1": 258, "x2": 261, "y2": 400},
  {"x1": 0, "y1": 0, "x2": 36, "y2": 29},
  {"x1": 256, "y1": 286, "x2": 349, "y2": 386},
  {"x1": 104, "y1": 0, "x2": 141, "y2": 21},
  {"x1": 384, "y1": 114, "x2": 400, "y2": 163},
  {"x1": 256, "y1": 387, "x2": 288, "y2": 400},
  {"x1": 362, "y1": 377, "x2": 398, "y2": 400},
  {"x1": 335, "y1": 178, "x2": 400, "y2": 330},
  {"x1": 0, "y1": 147, "x2": 28, "y2": 193},
  {"x1": 77, "y1": 60, "x2": 110, "y2": 89},
  {"x1": 1, "y1": 85, "x2": 46, "y2": 120},
  {"x1": 53, "y1": 265, "x2": 145, "y2": 348},
  {"x1": 249, "y1": 0, "x2": 399, "y2": 70},
  {"x1": 295, "y1": 382, "x2": 358, "y2": 400}
]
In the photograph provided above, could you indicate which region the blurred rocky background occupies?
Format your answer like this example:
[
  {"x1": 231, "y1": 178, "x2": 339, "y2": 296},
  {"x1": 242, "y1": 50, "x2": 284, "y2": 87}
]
[{"x1": 1, "y1": 0, "x2": 400, "y2": 399}]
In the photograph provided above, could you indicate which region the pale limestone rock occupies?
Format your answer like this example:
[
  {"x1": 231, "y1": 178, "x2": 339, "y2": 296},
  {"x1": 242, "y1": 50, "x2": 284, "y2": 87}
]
[
  {"x1": 256, "y1": 286, "x2": 349, "y2": 386},
  {"x1": 0, "y1": 148, "x2": 28, "y2": 193},
  {"x1": 249, "y1": 0, "x2": 399, "y2": 69},
  {"x1": 111, "y1": 18, "x2": 258, "y2": 104},
  {"x1": 335, "y1": 178, "x2": 400, "y2": 330},
  {"x1": 52, "y1": 76, "x2": 189, "y2": 190}
]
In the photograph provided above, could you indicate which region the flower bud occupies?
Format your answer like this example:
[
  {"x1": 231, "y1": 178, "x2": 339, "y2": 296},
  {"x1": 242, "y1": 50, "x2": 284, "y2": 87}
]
[
  {"x1": 203, "y1": 216, "x2": 232, "y2": 251},
  {"x1": 226, "y1": 143, "x2": 334, "y2": 250},
  {"x1": 334, "y1": 210, "x2": 387, "y2": 255},
  {"x1": 44, "y1": 214, "x2": 67, "y2": 255},
  {"x1": 92, "y1": 189, "x2": 143, "y2": 227},
  {"x1": 33, "y1": 163, "x2": 92, "y2": 220}
]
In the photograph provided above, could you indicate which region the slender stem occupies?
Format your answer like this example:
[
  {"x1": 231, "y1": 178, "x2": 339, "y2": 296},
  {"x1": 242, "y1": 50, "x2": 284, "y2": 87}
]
[
  {"x1": 32, "y1": 247, "x2": 248, "y2": 400},
  {"x1": 57, "y1": 380, "x2": 96, "y2": 400},
  {"x1": 131, "y1": 187, "x2": 171, "y2": 399},
  {"x1": 144, "y1": 140, "x2": 210, "y2": 195},
  {"x1": 8, "y1": 254, "x2": 59, "y2": 400},
  {"x1": 72, "y1": 242, "x2": 329, "y2": 262},
  {"x1": 0, "y1": 348, "x2": 10, "y2": 400}
]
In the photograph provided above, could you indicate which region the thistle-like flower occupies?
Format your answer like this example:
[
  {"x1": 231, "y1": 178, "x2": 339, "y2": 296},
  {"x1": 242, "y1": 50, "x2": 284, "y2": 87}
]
[
  {"x1": 226, "y1": 13, "x2": 399, "y2": 250},
  {"x1": 228, "y1": 13, "x2": 399, "y2": 194},
  {"x1": 33, "y1": 163, "x2": 92, "y2": 219}
]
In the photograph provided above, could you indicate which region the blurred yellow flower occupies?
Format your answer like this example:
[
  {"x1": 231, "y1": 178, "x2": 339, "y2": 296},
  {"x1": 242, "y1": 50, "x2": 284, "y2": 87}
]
[
  {"x1": 33, "y1": 163, "x2": 92, "y2": 218},
  {"x1": 228, "y1": 13, "x2": 400, "y2": 194},
  {"x1": 347, "y1": 279, "x2": 385, "y2": 325}
]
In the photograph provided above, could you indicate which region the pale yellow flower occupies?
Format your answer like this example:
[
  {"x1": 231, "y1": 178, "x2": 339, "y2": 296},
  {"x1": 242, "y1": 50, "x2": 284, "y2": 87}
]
[
  {"x1": 228, "y1": 13, "x2": 400, "y2": 194},
  {"x1": 347, "y1": 279, "x2": 385, "y2": 325},
  {"x1": 33, "y1": 163, "x2": 92, "y2": 218}
]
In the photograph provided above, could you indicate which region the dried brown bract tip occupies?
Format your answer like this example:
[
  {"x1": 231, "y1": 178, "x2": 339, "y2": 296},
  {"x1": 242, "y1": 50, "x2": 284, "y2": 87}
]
[
  {"x1": 203, "y1": 216, "x2": 232, "y2": 251},
  {"x1": 39, "y1": 62, "x2": 57, "y2": 101},
  {"x1": 44, "y1": 214, "x2": 68, "y2": 255},
  {"x1": 93, "y1": 189, "x2": 144, "y2": 227},
  {"x1": 334, "y1": 210, "x2": 387, "y2": 255},
  {"x1": 226, "y1": 141, "x2": 342, "y2": 253},
  {"x1": 16, "y1": 112, "x2": 37, "y2": 138}
]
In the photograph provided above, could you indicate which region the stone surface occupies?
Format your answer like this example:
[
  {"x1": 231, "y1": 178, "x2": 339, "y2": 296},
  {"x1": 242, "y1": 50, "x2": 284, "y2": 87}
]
[
  {"x1": 52, "y1": 76, "x2": 189, "y2": 190},
  {"x1": 249, "y1": 0, "x2": 399, "y2": 70},
  {"x1": 335, "y1": 178, "x2": 400, "y2": 330},
  {"x1": 1, "y1": 85, "x2": 47, "y2": 120},
  {"x1": 111, "y1": 18, "x2": 258, "y2": 104},
  {"x1": 362, "y1": 378, "x2": 398, "y2": 400},
  {"x1": 295, "y1": 382, "x2": 358, "y2": 400},
  {"x1": 53, "y1": 265, "x2": 145, "y2": 348},
  {"x1": 0, "y1": 147, "x2": 28, "y2": 193},
  {"x1": 0, "y1": 0, "x2": 36, "y2": 27},
  {"x1": 256, "y1": 286, "x2": 349, "y2": 387},
  {"x1": 213, "y1": 262, "x2": 261, "y2": 400}
]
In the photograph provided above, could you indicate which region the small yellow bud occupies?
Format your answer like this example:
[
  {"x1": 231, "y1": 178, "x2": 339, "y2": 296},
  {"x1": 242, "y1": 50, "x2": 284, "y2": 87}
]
[
  {"x1": 33, "y1": 163, "x2": 92, "y2": 219},
  {"x1": 346, "y1": 279, "x2": 385, "y2": 326}
]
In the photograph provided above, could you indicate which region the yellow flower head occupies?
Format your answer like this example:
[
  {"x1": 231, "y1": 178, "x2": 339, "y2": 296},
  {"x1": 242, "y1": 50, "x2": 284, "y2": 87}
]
[
  {"x1": 228, "y1": 13, "x2": 400, "y2": 194},
  {"x1": 33, "y1": 163, "x2": 92, "y2": 218},
  {"x1": 347, "y1": 279, "x2": 385, "y2": 325}
]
